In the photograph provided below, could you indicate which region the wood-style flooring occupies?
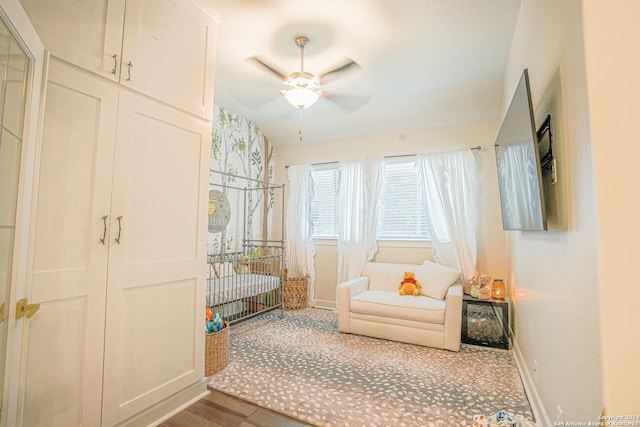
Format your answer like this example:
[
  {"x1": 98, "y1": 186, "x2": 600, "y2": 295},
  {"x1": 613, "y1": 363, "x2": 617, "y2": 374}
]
[{"x1": 159, "y1": 389, "x2": 312, "y2": 427}]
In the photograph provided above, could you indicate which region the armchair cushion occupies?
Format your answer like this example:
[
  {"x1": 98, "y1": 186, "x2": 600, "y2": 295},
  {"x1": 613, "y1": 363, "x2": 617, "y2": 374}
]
[
  {"x1": 416, "y1": 260, "x2": 461, "y2": 300},
  {"x1": 351, "y1": 290, "x2": 446, "y2": 323}
]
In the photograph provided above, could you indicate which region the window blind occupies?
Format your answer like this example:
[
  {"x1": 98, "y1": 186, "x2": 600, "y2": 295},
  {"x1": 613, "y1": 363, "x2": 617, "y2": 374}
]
[
  {"x1": 310, "y1": 167, "x2": 338, "y2": 238},
  {"x1": 377, "y1": 160, "x2": 430, "y2": 240}
]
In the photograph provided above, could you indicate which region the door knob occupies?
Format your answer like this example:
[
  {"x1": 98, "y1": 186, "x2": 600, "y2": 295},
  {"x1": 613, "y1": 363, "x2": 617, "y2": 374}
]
[{"x1": 15, "y1": 298, "x2": 40, "y2": 320}]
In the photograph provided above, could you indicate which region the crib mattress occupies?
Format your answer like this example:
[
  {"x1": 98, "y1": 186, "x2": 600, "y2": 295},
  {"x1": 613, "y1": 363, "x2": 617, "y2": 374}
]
[{"x1": 206, "y1": 273, "x2": 280, "y2": 306}]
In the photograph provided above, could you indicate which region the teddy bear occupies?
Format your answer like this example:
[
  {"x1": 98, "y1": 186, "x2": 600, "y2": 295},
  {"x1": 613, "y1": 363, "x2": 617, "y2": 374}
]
[
  {"x1": 238, "y1": 256, "x2": 250, "y2": 274},
  {"x1": 398, "y1": 271, "x2": 422, "y2": 296}
]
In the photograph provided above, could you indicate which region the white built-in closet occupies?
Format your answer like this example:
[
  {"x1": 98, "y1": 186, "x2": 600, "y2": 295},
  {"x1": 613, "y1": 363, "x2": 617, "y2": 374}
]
[{"x1": 13, "y1": 0, "x2": 217, "y2": 425}]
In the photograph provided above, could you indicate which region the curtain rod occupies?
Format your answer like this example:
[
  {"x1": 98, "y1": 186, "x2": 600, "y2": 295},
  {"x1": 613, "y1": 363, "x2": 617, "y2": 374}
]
[
  {"x1": 210, "y1": 168, "x2": 284, "y2": 188},
  {"x1": 285, "y1": 160, "x2": 338, "y2": 169},
  {"x1": 384, "y1": 146, "x2": 481, "y2": 160},
  {"x1": 284, "y1": 146, "x2": 481, "y2": 168}
]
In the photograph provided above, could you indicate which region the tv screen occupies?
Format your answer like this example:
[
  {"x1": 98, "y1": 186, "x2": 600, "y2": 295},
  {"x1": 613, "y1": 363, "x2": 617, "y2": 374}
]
[{"x1": 494, "y1": 69, "x2": 547, "y2": 231}]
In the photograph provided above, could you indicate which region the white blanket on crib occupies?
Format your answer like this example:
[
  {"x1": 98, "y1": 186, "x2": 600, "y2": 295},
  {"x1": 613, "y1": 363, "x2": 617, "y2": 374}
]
[{"x1": 206, "y1": 273, "x2": 280, "y2": 306}]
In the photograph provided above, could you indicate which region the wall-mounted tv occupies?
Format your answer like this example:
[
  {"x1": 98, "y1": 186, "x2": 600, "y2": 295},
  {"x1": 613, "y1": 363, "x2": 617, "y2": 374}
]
[{"x1": 494, "y1": 69, "x2": 547, "y2": 231}]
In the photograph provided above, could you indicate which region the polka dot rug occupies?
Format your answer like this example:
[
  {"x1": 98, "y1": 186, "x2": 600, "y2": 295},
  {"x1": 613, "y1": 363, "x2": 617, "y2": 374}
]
[{"x1": 208, "y1": 308, "x2": 533, "y2": 427}]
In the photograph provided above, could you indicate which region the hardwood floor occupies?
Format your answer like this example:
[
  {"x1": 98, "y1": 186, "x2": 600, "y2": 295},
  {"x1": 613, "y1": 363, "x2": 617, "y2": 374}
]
[{"x1": 159, "y1": 389, "x2": 312, "y2": 427}]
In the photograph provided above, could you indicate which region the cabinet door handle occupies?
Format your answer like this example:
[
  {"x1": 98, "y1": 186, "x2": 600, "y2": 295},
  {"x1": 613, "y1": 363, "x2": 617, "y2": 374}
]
[
  {"x1": 99, "y1": 215, "x2": 108, "y2": 245},
  {"x1": 125, "y1": 61, "x2": 133, "y2": 81},
  {"x1": 115, "y1": 215, "x2": 123, "y2": 244},
  {"x1": 111, "y1": 54, "x2": 118, "y2": 74}
]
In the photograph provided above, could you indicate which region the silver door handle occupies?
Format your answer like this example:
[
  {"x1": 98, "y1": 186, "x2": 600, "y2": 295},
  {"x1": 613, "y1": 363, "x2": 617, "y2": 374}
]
[
  {"x1": 125, "y1": 61, "x2": 133, "y2": 81},
  {"x1": 115, "y1": 216, "x2": 123, "y2": 244},
  {"x1": 100, "y1": 215, "x2": 108, "y2": 245},
  {"x1": 111, "y1": 54, "x2": 118, "y2": 74}
]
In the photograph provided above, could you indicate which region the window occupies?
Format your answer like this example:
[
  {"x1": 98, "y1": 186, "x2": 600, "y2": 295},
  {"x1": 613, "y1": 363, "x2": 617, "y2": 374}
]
[
  {"x1": 377, "y1": 159, "x2": 430, "y2": 240},
  {"x1": 310, "y1": 167, "x2": 338, "y2": 239},
  {"x1": 309, "y1": 160, "x2": 430, "y2": 241}
]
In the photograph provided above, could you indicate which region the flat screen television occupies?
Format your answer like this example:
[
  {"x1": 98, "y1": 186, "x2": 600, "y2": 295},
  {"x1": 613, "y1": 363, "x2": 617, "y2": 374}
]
[{"x1": 494, "y1": 69, "x2": 547, "y2": 231}]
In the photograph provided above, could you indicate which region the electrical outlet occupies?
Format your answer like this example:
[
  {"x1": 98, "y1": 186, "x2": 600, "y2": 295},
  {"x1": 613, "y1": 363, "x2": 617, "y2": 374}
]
[
  {"x1": 533, "y1": 360, "x2": 538, "y2": 382},
  {"x1": 557, "y1": 405, "x2": 564, "y2": 423}
]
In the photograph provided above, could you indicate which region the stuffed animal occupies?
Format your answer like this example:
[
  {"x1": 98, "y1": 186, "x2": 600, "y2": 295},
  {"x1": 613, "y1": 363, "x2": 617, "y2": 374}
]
[
  {"x1": 206, "y1": 311, "x2": 224, "y2": 333},
  {"x1": 238, "y1": 256, "x2": 249, "y2": 274},
  {"x1": 398, "y1": 271, "x2": 422, "y2": 296}
]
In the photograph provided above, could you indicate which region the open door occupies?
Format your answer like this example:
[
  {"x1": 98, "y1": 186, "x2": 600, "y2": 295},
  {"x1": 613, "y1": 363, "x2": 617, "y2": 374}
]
[{"x1": 0, "y1": 0, "x2": 45, "y2": 425}]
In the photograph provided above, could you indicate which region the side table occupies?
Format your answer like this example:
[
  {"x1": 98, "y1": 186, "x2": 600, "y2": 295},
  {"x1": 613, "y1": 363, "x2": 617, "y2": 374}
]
[{"x1": 461, "y1": 295, "x2": 510, "y2": 349}]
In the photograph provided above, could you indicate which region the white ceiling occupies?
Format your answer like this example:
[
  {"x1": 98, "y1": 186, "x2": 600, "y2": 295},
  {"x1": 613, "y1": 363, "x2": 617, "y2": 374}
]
[{"x1": 204, "y1": 0, "x2": 521, "y2": 146}]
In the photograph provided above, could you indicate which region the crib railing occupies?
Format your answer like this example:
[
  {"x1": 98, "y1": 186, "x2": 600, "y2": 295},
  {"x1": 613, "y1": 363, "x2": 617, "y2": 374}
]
[{"x1": 206, "y1": 240, "x2": 285, "y2": 324}]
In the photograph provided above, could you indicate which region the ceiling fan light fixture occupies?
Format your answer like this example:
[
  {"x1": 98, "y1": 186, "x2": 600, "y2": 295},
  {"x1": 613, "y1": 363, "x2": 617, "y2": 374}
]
[
  {"x1": 278, "y1": 35, "x2": 323, "y2": 110},
  {"x1": 281, "y1": 76, "x2": 321, "y2": 109}
]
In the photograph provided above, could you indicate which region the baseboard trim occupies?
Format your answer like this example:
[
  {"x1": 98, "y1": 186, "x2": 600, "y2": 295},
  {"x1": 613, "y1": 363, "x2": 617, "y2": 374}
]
[
  {"x1": 512, "y1": 335, "x2": 551, "y2": 426},
  {"x1": 117, "y1": 380, "x2": 209, "y2": 427},
  {"x1": 312, "y1": 299, "x2": 336, "y2": 310}
]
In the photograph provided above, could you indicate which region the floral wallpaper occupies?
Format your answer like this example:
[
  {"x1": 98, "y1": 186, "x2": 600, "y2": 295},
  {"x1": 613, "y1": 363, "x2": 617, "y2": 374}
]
[{"x1": 208, "y1": 105, "x2": 274, "y2": 255}]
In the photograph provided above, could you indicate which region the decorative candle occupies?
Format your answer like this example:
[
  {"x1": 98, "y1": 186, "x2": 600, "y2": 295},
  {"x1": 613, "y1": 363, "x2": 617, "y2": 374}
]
[{"x1": 492, "y1": 279, "x2": 506, "y2": 300}]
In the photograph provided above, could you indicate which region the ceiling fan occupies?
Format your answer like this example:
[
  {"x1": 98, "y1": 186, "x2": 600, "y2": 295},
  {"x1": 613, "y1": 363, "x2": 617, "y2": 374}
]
[{"x1": 249, "y1": 35, "x2": 364, "y2": 110}]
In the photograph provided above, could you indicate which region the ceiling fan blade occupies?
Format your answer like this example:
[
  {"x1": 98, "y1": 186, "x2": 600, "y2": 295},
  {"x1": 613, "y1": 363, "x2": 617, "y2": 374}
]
[
  {"x1": 319, "y1": 58, "x2": 361, "y2": 85},
  {"x1": 247, "y1": 56, "x2": 288, "y2": 81},
  {"x1": 324, "y1": 93, "x2": 371, "y2": 112},
  {"x1": 229, "y1": 87, "x2": 280, "y2": 110}
]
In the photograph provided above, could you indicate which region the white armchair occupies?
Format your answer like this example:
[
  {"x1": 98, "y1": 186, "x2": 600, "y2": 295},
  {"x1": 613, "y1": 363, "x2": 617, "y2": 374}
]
[{"x1": 337, "y1": 260, "x2": 463, "y2": 351}]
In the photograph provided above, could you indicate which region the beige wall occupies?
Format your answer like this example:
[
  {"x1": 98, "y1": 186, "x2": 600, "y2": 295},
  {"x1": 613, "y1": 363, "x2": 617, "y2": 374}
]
[
  {"x1": 270, "y1": 1, "x2": 618, "y2": 420},
  {"x1": 272, "y1": 120, "x2": 508, "y2": 308},
  {"x1": 265, "y1": 0, "x2": 638, "y2": 419},
  {"x1": 504, "y1": 0, "x2": 602, "y2": 422},
  {"x1": 582, "y1": 0, "x2": 640, "y2": 415}
]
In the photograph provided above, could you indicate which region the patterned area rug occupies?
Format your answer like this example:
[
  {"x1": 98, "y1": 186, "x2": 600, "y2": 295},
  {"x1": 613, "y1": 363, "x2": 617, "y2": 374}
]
[{"x1": 208, "y1": 308, "x2": 533, "y2": 427}]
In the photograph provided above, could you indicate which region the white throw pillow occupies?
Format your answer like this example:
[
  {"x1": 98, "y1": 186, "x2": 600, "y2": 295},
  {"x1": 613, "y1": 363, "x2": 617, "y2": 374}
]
[{"x1": 416, "y1": 260, "x2": 461, "y2": 300}]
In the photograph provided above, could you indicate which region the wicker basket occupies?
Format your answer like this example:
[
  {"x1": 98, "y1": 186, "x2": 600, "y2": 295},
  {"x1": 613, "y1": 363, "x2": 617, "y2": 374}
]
[
  {"x1": 205, "y1": 321, "x2": 229, "y2": 376},
  {"x1": 283, "y1": 277, "x2": 308, "y2": 310}
]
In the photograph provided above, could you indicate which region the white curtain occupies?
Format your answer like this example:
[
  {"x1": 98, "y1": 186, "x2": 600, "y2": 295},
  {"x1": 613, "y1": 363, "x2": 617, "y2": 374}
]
[
  {"x1": 285, "y1": 165, "x2": 316, "y2": 303},
  {"x1": 496, "y1": 142, "x2": 544, "y2": 229},
  {"x1": 336, "y1": 160, "x2": 383, "y2": 285},
  {"x1": 417, "y1": 150, "x2": 478, "y2": 281}
]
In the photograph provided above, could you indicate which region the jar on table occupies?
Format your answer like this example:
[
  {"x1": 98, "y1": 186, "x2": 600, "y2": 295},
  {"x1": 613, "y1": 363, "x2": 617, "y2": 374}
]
[
  {"x1": 464, "y1": 277, "x2": 476, "y2": 295},
  {"x1": 470, "y1": 280, "x2": 481, "y2": 298},
  {"x1": 492, "y1": 279, "x2": 506, "y2": 300}
]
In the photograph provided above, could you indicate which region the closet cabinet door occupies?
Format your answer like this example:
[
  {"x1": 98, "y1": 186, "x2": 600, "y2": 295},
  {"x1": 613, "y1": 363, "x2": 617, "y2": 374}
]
[
  {"x1": 120, "y1": 0, "x2": 217, "y2": 119},
  {"x1": 20, "y1": 0, "x2": 217, "y2": 120},
  {"x1": 18, "y1": 0, "x2": 126, "y2": 82},
  {"x1": 101, "y1": 92, "x2": 208, "y2": 425},
  {"x1": 20, "y1": 60, "x2": 117, "y2": 427}
]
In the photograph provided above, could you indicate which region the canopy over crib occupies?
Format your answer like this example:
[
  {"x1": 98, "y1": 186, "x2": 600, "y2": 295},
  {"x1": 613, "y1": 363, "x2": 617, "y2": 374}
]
[{"x1": 207, "y1": 170, "x2": 286, "y2": 324}]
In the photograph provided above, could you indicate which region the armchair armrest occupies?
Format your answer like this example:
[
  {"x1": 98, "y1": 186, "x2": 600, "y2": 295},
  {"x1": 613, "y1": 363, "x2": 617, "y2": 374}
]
[
  {"x1": 337, "y1": 276, "x2": 369, "y2": 333},
  {"x1": 338, "y1": 276, "x2": 369, "y2": 298},
  {"x1": 445, "y1": 283, "x2": 463, "y2": 300},
  {"x1": 443, "y1": 284, "x2": 463, "y2": 351}
]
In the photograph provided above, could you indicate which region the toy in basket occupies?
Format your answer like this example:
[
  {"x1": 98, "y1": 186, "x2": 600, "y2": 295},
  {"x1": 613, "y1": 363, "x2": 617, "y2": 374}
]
[{"x1": 205, "y1": 308, "x2": 229, "y2": 376}]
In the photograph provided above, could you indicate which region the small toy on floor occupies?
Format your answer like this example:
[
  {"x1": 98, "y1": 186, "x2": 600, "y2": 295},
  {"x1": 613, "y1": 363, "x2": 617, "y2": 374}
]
[{"x1": 468, "y1": 411, "x2": 536, "y2": 427}]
